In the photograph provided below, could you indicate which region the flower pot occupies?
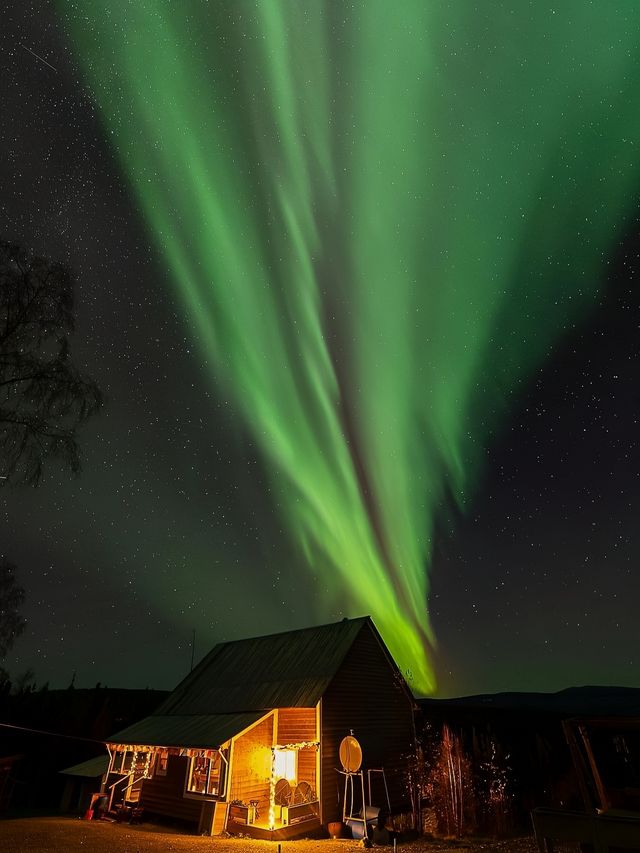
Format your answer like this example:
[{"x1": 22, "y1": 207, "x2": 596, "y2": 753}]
[{"x1": 327, "y1": 820, "x2": 343, "y2": 839}]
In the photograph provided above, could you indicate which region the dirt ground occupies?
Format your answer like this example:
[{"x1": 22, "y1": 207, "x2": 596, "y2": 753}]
[{"x1": 0, "y1": 816, "x2": 539, "y2": 853}]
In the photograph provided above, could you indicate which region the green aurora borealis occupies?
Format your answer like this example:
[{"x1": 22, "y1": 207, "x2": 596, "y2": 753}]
[{"x1": 57, "y1": 1, "x2": 640, "y2": 694}]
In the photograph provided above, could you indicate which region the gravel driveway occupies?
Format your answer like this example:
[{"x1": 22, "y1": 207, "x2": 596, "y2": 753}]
[{"x1": 0, "y1": 817, "x2": 540, "y2": 853}]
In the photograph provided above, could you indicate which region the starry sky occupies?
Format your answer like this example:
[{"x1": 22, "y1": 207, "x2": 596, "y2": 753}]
[{"x1": 2, "y1": 1, "x2": 639, "y2": 697}]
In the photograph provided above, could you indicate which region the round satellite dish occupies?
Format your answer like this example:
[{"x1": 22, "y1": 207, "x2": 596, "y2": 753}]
[{"x1": 339, "y1": 734, "x2": 362, "y2": 773}]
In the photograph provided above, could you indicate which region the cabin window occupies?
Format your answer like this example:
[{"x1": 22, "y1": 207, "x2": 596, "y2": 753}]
[
  {"x1": 111, "y1": 749, "x2": 134, "y2": 774},
  {"x1": 133, "y1": 751, "x2": 150, "y2": 775},
  {"x1": 187, "y1": 751, "x2": 225, "y2": 797},
  {"x1": 109, "y1": 749, "x2": 152, "y2": 782},
  {"x1": 154, "y1": 749, "x2": 168, "y2": 777},
  {"x1": 274, "y1": 749, "x2": 297, "y2": 782}
]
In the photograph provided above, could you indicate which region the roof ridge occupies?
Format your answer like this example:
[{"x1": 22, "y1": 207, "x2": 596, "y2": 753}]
[
  {"x1": 213, "y1": 615, "x2": 370, "y2": 648},
  {"x1": 154, "y1": 616, "x2": 373, "y2": 715}
]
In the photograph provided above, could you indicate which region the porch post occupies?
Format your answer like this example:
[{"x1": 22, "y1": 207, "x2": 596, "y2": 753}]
[{"x1": 268, "y1": 748, "x2": 276, "y2": 830}]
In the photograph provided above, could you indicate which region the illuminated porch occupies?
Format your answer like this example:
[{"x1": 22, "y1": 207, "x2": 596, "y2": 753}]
[{"x1": 226, "y1": 737, "x2": 320, "y2": 839}]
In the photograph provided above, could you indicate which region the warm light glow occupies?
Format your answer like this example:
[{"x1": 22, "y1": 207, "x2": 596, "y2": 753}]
[
  {"x1": 268, "y1": 750, "x2": 276, "y2": 830},
  {"x1": 274, "y1": 748, "x2": 296, "y2": 782},
  {"x1": 186, "y1": 752, "x2": 222, "y2": 796}
]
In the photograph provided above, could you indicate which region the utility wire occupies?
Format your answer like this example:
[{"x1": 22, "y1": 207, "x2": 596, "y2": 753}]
[{"x1": 0, "y1": 721, "x2": 106, "y2": 745}]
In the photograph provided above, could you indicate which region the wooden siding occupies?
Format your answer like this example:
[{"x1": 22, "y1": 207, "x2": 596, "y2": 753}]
[
  {"x1": 212, "y1": 801, "x2": 228, "y2": 834},
  {"x1": 297, "y1": 747, "x2": 317, "y2": 793},
  {"x1": 228, "y1": 714, "x2": 274, "y2": 814},
  {"x1": 276, "y1": 707, "x2": 317, "y2": 744},
  {"x1": 276, "y1": 709, "x2": 318, "y2": 794},
  {"x1": 198, "y1": 800, "x2": 228, "y2": 835},
  {"x1": 320, "y1": 622, "x2": 416, "y2": 824},
  {"x1": 139, "y1": 755, "x2": 203, "y2": 824}
]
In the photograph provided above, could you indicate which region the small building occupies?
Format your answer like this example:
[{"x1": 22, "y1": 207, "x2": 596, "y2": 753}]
[
  {"x1": 60, "y1": 754, "x2": 109, "y2": 815},
  {"x1": 104, "y1": 616, "x2": 417, "y2": 839}
]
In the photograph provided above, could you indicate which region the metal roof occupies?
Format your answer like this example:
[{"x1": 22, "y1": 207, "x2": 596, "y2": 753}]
[
  {"x1": 105, "y1": 617, "x2": 384, "y2": 749},
  {"x1": 107, "y1": 712, "x2": 265, "y2": 749},
  {"x1": 60, "y1": 754, "x2": 109, "y2": 777},
  {"x1": 157, "y1": 616, "x2": 370, "y2": 715}
]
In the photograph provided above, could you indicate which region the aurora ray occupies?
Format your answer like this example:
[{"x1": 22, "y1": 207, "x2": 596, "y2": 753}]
[{"x1": 57, "y1": 1, "x2": 640, "y2": 693}]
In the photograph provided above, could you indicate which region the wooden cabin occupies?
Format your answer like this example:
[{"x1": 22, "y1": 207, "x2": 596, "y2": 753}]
[{"x1": 104, "y1": 616, "x2": 417, "y2": 839}]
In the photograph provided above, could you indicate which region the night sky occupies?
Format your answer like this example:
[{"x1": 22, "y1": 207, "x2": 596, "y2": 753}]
[{"x1": 2, "y1": 1, "x2": 639, "y2": 698}]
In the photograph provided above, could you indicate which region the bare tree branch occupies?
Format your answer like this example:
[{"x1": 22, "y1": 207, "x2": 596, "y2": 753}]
[{"x1": 0, "y1": 241, "x2": 103, "y2": 486}]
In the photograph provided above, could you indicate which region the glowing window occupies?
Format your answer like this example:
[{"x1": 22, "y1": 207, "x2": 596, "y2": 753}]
[
  {"x1": 274, "y1": 749, "x2": 296, "y2": 782},
  {"x1": 112, "y1": 749, "x2": 134, "y2": 774},
  {"x1": 187, "y1": 752, "x2": 224, "y2": 796}
]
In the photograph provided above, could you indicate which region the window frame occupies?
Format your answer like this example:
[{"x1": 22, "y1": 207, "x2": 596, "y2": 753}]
[
  {"x1": 274, "y1": 748, "x2": 298, "y2": 783},
  {"x1": 184, "y1": 750, "x2": 227, "y2": 800},
  {"x1": 154, "y1": 749, "x2": 169, "y2": 777}
]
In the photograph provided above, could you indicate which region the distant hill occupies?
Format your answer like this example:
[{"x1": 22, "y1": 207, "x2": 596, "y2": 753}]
[
  {"x1": 420, "y1": 685, "x2": 640, "y2": 716},
  {"x1": 0, "y1": 686, "x2": 170, "y2": 741}
]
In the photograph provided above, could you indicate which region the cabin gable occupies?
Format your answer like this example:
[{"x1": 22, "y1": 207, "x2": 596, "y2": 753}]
[{"x1": 320, "y1": 620, "x2": 416, "y2": 824}]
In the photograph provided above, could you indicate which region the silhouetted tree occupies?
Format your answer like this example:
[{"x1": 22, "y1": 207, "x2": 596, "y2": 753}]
[
  {"x1": 0, "y1": 240, "x2": 102, "y2": 485},
  {"x1": 0, "y1": 557, "x2": 26, "y2": 659}
]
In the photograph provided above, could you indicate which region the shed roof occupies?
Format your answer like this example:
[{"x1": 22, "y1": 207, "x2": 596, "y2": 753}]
[
  {"x1": 108, "y1": 712, "x2": 265, "y2": 749},
  {"x1": 60, "y1": 754, "x2": 109, "y2": 778},
  {"x1": 157, "y1": 616, "x2": 371, "y2": 715}
]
